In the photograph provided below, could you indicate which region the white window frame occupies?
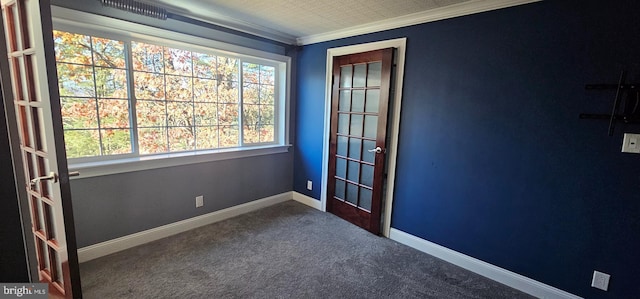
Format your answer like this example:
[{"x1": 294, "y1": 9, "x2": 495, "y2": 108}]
[{"x1": 51, "y1": 6, "x2": 291, "y2": 178}]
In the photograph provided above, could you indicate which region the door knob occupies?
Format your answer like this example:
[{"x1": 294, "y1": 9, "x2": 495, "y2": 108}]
[
  {"x1": 367, "y1": 147, "x2": 383, "y2": 154},
  {"x1": 30, "y1": 172, "x2": 58, "y2": 187}
]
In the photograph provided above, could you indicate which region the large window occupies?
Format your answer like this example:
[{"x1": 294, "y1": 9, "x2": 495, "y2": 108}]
[{"x1": 53, "y1": 29, "x2": 283, "y2": 161}]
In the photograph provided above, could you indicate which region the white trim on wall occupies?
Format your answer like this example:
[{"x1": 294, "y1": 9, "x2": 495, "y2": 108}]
[
  {"x1": 77, "y1": 192, "x2": 293, "y2": 262},
  {"x1": 292, "y1": 192, "x2": 323, "y2": 210},
  {"x1": 297, "y1": 0, "x2": 541, "y2": 45},
  {"x1": 389, "y1": 228, "x2": 583, "y2": 299},
  {"x1": 321, "y1": 38, "x2": 407, "y2": 237}
]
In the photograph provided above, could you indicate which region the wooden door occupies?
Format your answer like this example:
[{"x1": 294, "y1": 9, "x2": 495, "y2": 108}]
[
  {"x1": 0, "y1": 0, "x2": 81, "y2": 297},
  {"x1": 327, "y1": 48, "x2": 393, "y2": 235}
]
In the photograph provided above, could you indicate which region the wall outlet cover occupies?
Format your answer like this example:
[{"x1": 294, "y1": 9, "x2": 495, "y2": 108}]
[
  {"x1": 307, "y1": 180, "x2": 313, "y2": 191},
  {"x1": 622, "y1": 133, "x2": 640, "y2": 153},
  {"x1": 196, "y1": 195, "x2": 204, "y2": 208},
  {"x1": 591, "y1": 270, "x2": 610, "y2": 291}
]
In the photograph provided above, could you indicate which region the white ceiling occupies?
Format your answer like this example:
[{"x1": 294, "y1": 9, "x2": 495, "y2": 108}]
[{"x1": 155, "y1": 0, "x2": 540, "y2": 45}]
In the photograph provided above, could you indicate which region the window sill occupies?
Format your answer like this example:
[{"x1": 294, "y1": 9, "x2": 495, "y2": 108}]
[{"x1": 69, "y1": 144, "x2": 292, "y2": 179}]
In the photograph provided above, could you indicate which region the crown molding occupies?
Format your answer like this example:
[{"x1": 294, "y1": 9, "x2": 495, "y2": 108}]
[{"x1": 296, "y1": 0, "x2": 541, "y2": 45}]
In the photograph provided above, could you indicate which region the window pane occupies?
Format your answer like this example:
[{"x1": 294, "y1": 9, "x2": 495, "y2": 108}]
[
  {"x1": 192, "y1": 52, "x2": 216, "y2": 78},
  {"x1": 335, "y1": 179, "x2": 345, "y2": 200},
  {"x1": 337, "y1": 113, "x2": 349, "y2": 134},
  {"x1": 218, "y1": 103, "x2": 238, "y2": 125},
  {"x1": 167, "y1": 102, "x2": 194, "y2": 127},
  {"x1": 348, "y1": 138, "x2": 361, "y2": 160},
  {"x1": 260, "y1": 105, "x2": 274, "y2": 125},
  {"x1": 336, "y1": 158, "x2": 346, "y2": 178},
  {"x1": 219, "y1": 125, "x2": 238, "y2": 147},
  {"x1": 218, "y1": 81, "x2": 238, "y2": 103},
  {"x1": 242, "y1": 62, "x2": 260, "y2": 84},
  {"x1": 166, "y1": 75, "x2": 193, "y2": 101},
  {"x1": 134, "y1": 72, "x2": 165, "y2": 100},
  {"x1": 164, "y1": 47, "x2": 192, "y2": 76},
  {"x1": 194, "y1": 103, "x2": 217, "y2": 126},
  {"x1": 131, "y1": 41, "x2": 163, "y2": 72},
  {"x1": 337, "y1": 136, "x2": 347, "y2": 156},
  {"x1": 260, "y1": 65, "x2": 275, "y2": 85},
  {"x1": 363, "y1": 115, "x2": 378, "y2": 139},
  {"x1": 259, "y1": 125, "x2": 274, "y2": 143},
  {"x1": 365, "y1": 89, "x2": 380, "y2": 113},
  {"x1": 339, "y1": 90, "x2": 351, "y2": 112},
  {"x1": 340, "y1": 66, "x2": 352, "y2": 88},
  {"x1": 57, "y1": 64, "x2": 94, "y2": 97},
  {"x1": 359, "y1": 188, "x2": 372, "y2": 211},
  {"x1": 98, "y1": 99, "x2": 130, "y2": 128},
  {"x1": 91, "y1": 36, "x2": 125, "y2": 68},
  {"x1": 346, "y1": 183, "x2": 358, "y2": 205},
  {"x1": 64, "y1": 130, "x2": 100, "y2": 158},
  {"x1": 95, "y1": 68, "x2": 127, "y2": 98},
  {"x1": 243, "y1": 83, "x2": 260, "y2": 104},
  {"x1": 243, "y1": 104, "x2": 260, "y2": 143},
  {"x1": 353, "y1": 64, "x2": 366, "y2": 87},
  {"x1": 367, "y1": 62, "x2": 381, "y2": 87},
  {"x1": 352, "y1": 90, "x2": 364, "y2": 112},
  {"x1": 217, "y1": 57, "x2": 238, "y2": 82},
  {"x1": 101, "y1": 129, "x2": 131, "y2": 155},
  {"x1": 168, "y1": 127, "x2": 195, "y2": 152},
  {"x1": 61, "y1": 98, "x2": 98, "y2": 129},
  {"x1": 350, "y1": 114, "x2": 363, "y2": 137},
  {"x1": 361, "y1": 164, "x2": 374, "y2": 188},
  {"x1": 243, "y1": 124, "x2": 260, "y2": 143},
  {"x1": 53, "y1": 31, "x2": 91, "y2": 65},
  {"x1": 259, "y1": 84, "x2": 274, "y2": 105},
  {"x1": 138, "y1": 128, "x2": 167, "y2": 154},
  {"x1": 193, "y1": 78, "x2": 217, "y2": 102},
  {"x1": 136, "y1": 100, "x2": 166, "y2": 127},
  {"x1": 196, "y1": 126, "x2": 218, "y2": 149}
]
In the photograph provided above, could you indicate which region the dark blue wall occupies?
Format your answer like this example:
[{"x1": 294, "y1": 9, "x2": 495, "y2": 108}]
[
  {"x1": 0, "y1": 86, "x2": 30, "y2": 282},
  {"x1": 294, "y1": 1, "x2": 640, "y2": 298}
]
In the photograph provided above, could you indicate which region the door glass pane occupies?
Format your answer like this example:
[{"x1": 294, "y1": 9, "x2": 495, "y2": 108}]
[
  {"x1": 359, "y1": 188, "x2": 372, "y2": 211},
  {"x1": 362, "y1": 140, "x2": 376, "y2": 163},
  {"x1": 363, "y1": 115, "x2": 378, "y2": 139},
  {"x1": 361, "y1": 164, "x2": 374, "y2": 187},
  {"x1": 347, "y1": 160, "x2": 360, "y2": 182},
  {"x1": 335, "y1": 179, "x2": 345, "y2": 200},
  {"x1": 340, "y1": 66, "x2": 352, "y2": 88},
  {"x1": 365, "y1": 89, "x2": 380, "y2": 113},
  {"x1": 348, "y1": 137, "x2": 361, "y2": 160},
  {"x1": 339, "y1": 90, "x2": 351, "y2": 111},
  {"x1": 346, "y1": 183, "x2": 358, "y2": 205},
  {"x1": 353, "y1": 64, "x2": 366, "y2": 87},
  {"x1": 352, "y1": 90, "x2": 364, "y2": 112},
  {"x1": 338, "y1": 113, "x2": 349, "y2": 134},
  {"x1": 367, "y1": 62, "x2": 382, "y2": 87},
  {"x1": 337, "y1": 136, "x2": 348, "y2": 156},
  {"x1": 350, "y1": 114, "x2": 363, "y2": 137},
  {"x1": 336, "y1": 158, "x2": 346, "y2": 178}
]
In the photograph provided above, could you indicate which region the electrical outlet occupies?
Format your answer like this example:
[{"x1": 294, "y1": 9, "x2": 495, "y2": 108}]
[
  {"x1": 307, "y1": 180, "x2": 313, "y2": 191},
  {"x1": 622, "y1": 133, "x2": 640, "y2": 153},
  {"x1": 195, "y1": 195, "x2": 204, "y2": 208},
  {"x1": 591, "y1": 270, "x2": 610, "y2": 291}
]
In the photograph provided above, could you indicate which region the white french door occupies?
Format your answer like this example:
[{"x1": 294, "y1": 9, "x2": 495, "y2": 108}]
[{"x1": 0, "y1": 0, "x2": 81, "y2": 297}]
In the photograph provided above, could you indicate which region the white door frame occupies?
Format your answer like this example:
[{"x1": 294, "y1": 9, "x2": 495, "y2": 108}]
[{"x1": 320, "y1": 38, "x2": 407, "y2": 237}]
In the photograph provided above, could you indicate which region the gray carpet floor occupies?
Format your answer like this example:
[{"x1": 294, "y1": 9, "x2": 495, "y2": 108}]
[{"x1": 80, "y1": 200, "x2": 535, "y2": 298}]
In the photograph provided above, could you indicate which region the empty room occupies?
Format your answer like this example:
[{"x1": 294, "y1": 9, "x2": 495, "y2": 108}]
[{"x1": 1, "y1": 0, "x2": 639, "y2": 298}]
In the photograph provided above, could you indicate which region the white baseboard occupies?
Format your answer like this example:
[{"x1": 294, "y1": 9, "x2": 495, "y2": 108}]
[
  {"x1": 77, "y1": 192, "x2": 293, "y2": 263},
  {"x1": 389, "y1": 228, "x2": 582, "y2": 299},
  {"x1": 292, "y1": 191, "x2": 322, "y2": 210}
]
